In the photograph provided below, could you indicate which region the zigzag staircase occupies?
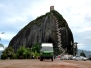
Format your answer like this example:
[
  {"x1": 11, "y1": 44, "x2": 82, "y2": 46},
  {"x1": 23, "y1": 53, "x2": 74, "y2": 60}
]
[{"x1": 51, "y1": 13, "x2": 66, "y2": 55}]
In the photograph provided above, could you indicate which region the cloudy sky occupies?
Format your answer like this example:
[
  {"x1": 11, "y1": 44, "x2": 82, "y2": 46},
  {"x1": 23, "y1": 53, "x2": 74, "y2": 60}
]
[{"x1": 0, "y1": 0, "x2": 91, "y2": 51}]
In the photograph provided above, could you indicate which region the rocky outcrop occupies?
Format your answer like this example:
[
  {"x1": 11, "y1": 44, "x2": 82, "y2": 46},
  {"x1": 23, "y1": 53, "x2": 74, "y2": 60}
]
[{"x1": 8, "y1": 10, "x2": 74, "y2": 55}]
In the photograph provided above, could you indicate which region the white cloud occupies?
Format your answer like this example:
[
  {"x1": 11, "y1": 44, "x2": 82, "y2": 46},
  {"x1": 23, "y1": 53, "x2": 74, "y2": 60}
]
[
  {"x1": 78, "y1": 43, "x2": 86, "y2": 48},
  {"x1": 0, "y1": 48, "x2": 4, "y2": 51},
  {"x1": 78, "y1": 28, "x2": 91, "y2": 33},
  {"x1": 0, "y1": 0, "x2": 91, "y2": 51},
  {"x1": 78, "y1": 43, "x2": 91, "y2": 51},
  {"x1": 6, "y1": 16, "x2": 28, "y2": 24},
  {"x1": 0, "y1": 32, "x2": 16, "y2": 41}
]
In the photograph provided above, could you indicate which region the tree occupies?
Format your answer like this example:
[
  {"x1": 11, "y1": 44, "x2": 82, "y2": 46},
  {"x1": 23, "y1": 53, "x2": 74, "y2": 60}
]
[
  {"x1": 17, "y1": 46, "x2": 31, "y2": 59},
  {"x1": 1, "y1": 46, "x2": 15, "y2": 59},
  {"x1": 32, "y1": 42, "x2": 41, "y2": 53},
  {"x1": 54, "y1": 48, "x2": 61, "y2": 55},
  {"x1": 32, "y1": 50, "x2": 40, "y2": 59},
  {"x1": 80, "y1": 51, "x2": 86, "y2": 57},
  {"x1": 23, "y1": 48, "x2": 31, "y2": 59},
  {"x1": 31, "y1": 42, "x2": 41, "y2": 59}
]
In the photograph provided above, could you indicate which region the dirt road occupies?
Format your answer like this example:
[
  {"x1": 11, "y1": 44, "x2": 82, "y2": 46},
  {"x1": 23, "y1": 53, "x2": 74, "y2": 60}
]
[
  {"x1": 0, "y1": 59, "x2": 91, "y2": 68},
  {"x1": 63, "y1": 60, "x2": 91, "y2": 68}
]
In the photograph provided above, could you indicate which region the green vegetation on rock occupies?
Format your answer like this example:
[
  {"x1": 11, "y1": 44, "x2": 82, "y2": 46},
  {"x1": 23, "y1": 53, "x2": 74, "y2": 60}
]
[{"x1": 51, "y1": 10, "x2": 66, "y2": 27}]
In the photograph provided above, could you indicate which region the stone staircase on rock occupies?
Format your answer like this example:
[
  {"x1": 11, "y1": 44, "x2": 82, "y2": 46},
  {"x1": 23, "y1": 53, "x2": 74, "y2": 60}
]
[{"x1": 51, "y1": 13, "x2": 66, "y2": 54}]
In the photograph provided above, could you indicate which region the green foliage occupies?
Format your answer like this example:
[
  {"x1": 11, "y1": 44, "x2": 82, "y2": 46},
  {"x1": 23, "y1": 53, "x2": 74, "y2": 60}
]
[
  {"x1": 1, "y1": 47, "x2": 15, "y2": 59},
  {"x1": 1, "y1": 52, "x2": 7, "y2": 59},
  {"x1": 32, "y1": 51, "x2": 40, "y2": 59},
  {"x1": 36, "y1": 15, "x2": 45, "y2": 21},
  {"x1": 12, "y1": 53, "x2": 17, "y2": 59},
  {"x1": 54, "y1": 48, "x2": 61, "y2": 55},
  {"x1": 51, "y1": 10, "x2": 64, "y2": 20},
  {"x1": 17, "y1": 46, "x2": 31, "y2": 59},
  {"x1": 31, "y1": 42, "x2": 41, "y2": 53},
  {"x1": 80, "y1": 51, "x2": 86, "y2": 57},
  {"x1": 1, "y1": 43, "x2": 41, "y2": 59},
  {"x1": 31, "y1": 43, "x2": 41, "y2": 58},
  {"x1": 36, "y1": 12, "x2": 50, "y2": 21},
  {"x1": 51, "y1": 10, "x2": 66, "y2": 27},
  {"x1": 45, "y1": 12, "x2": 51, "y2": 16}
]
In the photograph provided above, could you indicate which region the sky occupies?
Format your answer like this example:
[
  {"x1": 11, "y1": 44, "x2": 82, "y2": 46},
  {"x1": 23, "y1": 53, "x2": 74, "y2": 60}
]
[{"x1": 0, "y1": 0, "x2": 91, "y2": 51}]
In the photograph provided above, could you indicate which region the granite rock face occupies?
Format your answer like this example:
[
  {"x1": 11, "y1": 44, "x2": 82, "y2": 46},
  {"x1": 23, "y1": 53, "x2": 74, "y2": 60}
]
[{"x1": 8, "y1": 10, "x2": 74, "y2": 55}]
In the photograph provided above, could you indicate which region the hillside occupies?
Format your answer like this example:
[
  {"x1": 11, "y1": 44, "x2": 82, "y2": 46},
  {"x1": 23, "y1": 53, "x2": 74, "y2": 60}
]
[{"x1": 8, "y1": 8, "x2": 74, "y2": 55}]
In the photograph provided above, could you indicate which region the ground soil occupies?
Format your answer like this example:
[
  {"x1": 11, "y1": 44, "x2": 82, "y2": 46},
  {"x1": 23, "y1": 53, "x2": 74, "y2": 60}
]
[{"x1": 0, "y1": 59, "x2": 91, "y2": 68}]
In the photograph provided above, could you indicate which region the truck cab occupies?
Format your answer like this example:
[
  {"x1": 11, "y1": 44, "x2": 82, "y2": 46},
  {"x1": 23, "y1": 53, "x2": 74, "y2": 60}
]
[{"x1": 40, "y1": 43, "x2": 54, "y2": 61}]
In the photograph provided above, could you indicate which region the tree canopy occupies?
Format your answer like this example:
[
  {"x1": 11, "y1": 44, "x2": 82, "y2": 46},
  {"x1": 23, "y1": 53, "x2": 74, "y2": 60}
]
[
  {"x1": 1, "y1": 42, "x2": 41, "y2": 59},
  {"x1": 80, "y1": 51, "x2": 86, "y2": 57}
]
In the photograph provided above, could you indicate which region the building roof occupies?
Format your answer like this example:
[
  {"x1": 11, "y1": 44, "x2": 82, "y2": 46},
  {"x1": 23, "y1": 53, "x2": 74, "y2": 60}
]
[{"x1": 41, "y1": 43, "x2": 53, "y2": 47}]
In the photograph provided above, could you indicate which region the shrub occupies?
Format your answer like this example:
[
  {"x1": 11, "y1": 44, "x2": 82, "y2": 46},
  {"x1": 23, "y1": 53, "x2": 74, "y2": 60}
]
[
  {"x1": 1, "y1": 47, "x2": 15, "y2": 59},
  {"x1": 17, "y1": 46, "x2": 31, "y2": 59},
  {"x1": 1, "y1": 53, "x2": 7, "y2": 59}
]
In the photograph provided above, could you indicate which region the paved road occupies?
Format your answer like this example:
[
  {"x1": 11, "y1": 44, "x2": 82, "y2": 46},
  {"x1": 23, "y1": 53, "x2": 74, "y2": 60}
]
[{"x1": 0, "y1": 59, "x2": 91, "y2": 68}]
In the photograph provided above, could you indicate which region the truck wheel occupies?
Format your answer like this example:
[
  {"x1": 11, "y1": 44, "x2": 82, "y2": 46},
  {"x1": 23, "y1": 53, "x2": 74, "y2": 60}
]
[
  {"x1": 51, "y1": 57, "x2": 53, "y2": 61},
  {"x1": 40, "y1": 57, "x2": 43, "y2": 61}
]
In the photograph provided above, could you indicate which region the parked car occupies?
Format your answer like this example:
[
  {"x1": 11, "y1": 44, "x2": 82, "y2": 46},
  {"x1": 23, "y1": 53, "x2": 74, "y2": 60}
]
[
  {"x1": 60, "y1": 55, "x2": 73, "y2": 60},
  {"x1": 73, "y1": 56, "x2": 87, "y2": 61}
]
